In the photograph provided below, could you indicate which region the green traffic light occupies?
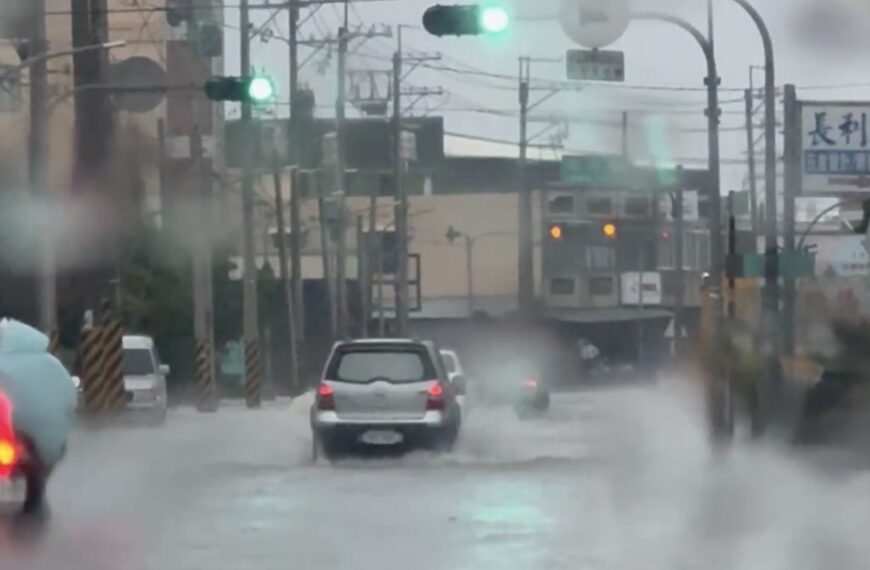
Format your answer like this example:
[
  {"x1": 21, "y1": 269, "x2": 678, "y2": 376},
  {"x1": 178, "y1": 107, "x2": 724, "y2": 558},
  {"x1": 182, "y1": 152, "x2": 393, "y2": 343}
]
[
  {"x1": 479, "y1": 5, "x2": 509, "y2": 33},
  {"x1": 247, "y1": 76, "x2": 275, "y2": 102}
]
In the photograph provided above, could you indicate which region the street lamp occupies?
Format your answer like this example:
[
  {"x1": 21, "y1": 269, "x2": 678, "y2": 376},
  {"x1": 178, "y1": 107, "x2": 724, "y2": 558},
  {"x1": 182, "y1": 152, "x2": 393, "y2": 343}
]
[
  {"x1": 632, "y1": 11, "x2": 729, "y2": 438},
  {"x1": 446, "y1": 226, "x2": 516, "y2": 317}
]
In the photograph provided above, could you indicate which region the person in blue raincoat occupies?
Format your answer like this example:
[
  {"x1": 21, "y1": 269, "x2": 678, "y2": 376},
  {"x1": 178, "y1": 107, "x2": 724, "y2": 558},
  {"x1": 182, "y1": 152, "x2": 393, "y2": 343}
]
[{"x1": 0, "y1": 319, "x2": 76, "y2": 513}]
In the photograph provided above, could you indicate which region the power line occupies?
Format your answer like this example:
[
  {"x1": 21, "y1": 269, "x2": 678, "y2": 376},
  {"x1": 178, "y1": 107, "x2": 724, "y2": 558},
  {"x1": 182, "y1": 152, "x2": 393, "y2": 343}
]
[{"x1": 45, "y1": 0, "x2": 398, "y2": 17}]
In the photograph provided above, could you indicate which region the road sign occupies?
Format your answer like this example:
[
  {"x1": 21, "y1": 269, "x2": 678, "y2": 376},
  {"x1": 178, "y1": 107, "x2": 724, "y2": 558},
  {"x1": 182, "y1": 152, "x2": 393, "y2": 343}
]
[
  {"x1": 799, "y1": 101, "x2": 870, "y2": 194},
  {"x1": 561, "y1": 155, "x2": 633, "y2": 187},
  {"x1": 560, "y1": 0, "x2": 630, "y2": 49},
  {"x1": 566, "y1": 49, "x2": 624, "y2": 81}
]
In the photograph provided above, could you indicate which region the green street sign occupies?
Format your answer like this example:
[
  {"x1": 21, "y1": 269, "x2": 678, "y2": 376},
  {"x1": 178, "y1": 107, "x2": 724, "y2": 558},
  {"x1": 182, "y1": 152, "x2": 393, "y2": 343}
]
[
  {"x1": 560, "y1": 156, "x2": 678, "y2": 189},
  {"x1": 727, "y1": 252, "x2": 815, "y2": 279}
]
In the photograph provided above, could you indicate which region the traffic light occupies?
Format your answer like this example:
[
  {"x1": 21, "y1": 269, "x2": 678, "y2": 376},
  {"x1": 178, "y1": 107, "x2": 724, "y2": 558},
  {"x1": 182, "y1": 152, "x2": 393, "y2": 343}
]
[
  {"x1": 548, "y1": 224, "x2": 564, "y2": 240},
  {"x1": 602, "y1": 222, "x2": 618, "y2": 239},
  {"x1": 423, "y1": 4, "x2": 510, "y2": 37},
  {"x1": 203, "y1": 75, "x2": 275, "y2": 103}
]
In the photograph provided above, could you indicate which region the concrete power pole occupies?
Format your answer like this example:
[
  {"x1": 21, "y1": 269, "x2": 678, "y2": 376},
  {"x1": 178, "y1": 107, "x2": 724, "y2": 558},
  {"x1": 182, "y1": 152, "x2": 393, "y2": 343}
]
[
  {"x1": 240, "y1": 0, "x2": 262, "y2": 408},
  {"x1": 192, "y1": 121, "x2": 217, "y2": 412},
  {"x1": 30, "y1": 0, "x2": 55, "y2": 340},
  {"x1": 781, "y1": 84, "x2": 799, "y2": 358},
  {"x1": 335, "y1": 9, "x2": 350, "y2": 339},
  {"x1": 272, "y1": 161, "x2": 300, "y2": 390},
  {"x1": 287, "y1": 3, "x2": 305, "y2": 345},
  {"x1": 673, "y1": 167, "x2": 685, "y2": 357},
  {"x1": 393, "y1": 27, "x2": 409, "y2": 336},
  {"x1": 517, "y1": 57, "x2": 533, "y2": 315},
  {"x1": 744, "y1": 88, "x2": 759, "y2": 240}
]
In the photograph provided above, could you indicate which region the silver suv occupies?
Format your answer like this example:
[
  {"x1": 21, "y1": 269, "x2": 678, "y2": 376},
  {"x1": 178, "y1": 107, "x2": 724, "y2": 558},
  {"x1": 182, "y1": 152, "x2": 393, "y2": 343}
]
[{"x1": 311, "y1": 339, "x2": 462, "y2": 459}]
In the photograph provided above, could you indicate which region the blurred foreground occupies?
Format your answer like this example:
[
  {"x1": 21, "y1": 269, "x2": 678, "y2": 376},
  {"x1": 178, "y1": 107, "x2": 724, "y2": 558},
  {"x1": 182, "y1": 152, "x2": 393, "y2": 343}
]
[{"x1": 3, "y1": 378, "x2": 870, "y2": 570}]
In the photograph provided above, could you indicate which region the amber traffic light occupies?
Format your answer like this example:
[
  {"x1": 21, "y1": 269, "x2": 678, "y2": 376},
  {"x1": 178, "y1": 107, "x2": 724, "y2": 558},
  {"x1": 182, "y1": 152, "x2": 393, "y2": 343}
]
[
  {"x1": 602, "y1": 222, "x2": 617, "y2": 239},
  {"x1": 549, "y1": 224, "x2": 563, "y2": 240}
]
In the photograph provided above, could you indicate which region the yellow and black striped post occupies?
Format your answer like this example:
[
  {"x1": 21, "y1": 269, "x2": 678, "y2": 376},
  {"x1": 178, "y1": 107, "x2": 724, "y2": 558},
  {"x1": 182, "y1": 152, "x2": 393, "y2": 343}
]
[
  {"x1": 99, "y1": 300, "x2": 127, "y2": 416},
  {"x1": 80, "y1": 325, "x2": 105, "y2": 418},
  {"x1": 195, "y1": 340, "x2": 218, "y2": 412},
  {"x1": 48, "y1": 329, "x2": 60, "y2": 357},
  {"x1": 244, "y1": 339, "x2": 262, "y2": 408}
]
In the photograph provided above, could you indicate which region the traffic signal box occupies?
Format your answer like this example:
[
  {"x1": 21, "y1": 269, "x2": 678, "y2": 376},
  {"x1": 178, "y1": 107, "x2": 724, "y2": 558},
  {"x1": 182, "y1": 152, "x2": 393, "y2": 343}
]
[
  {"x1": 422, "y1": 4, "x2": 510, "y2": 36},
  {"x1": 204, "y1": 76, "x2": 275, "y2": 103},
  {"x1": 548, "y1": 222, "x2": 618, "y2": 241}
]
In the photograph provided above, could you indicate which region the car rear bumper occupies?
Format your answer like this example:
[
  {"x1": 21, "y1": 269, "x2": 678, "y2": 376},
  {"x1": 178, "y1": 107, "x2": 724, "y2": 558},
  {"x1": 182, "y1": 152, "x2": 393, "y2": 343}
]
[{"x1": 312, "y1": 409, "x2": 446, "y2": 429}]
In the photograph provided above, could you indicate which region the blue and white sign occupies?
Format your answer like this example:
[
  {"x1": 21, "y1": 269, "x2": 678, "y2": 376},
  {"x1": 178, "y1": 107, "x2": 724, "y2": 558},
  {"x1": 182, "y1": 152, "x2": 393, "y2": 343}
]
[{"x1": 802, "y1": 102, "x2": 870, "y2": 193}]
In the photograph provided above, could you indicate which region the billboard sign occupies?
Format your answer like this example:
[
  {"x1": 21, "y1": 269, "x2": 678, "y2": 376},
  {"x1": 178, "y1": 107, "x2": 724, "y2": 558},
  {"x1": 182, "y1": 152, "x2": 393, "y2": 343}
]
[{"x1": 801, "y1": 102, "x2": 870, "y2": 194}]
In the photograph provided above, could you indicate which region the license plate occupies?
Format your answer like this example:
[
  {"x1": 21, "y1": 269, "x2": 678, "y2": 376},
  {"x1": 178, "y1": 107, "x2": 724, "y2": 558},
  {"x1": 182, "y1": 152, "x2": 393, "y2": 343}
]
[
  {"x1": 360, "y1": 430, "x2": 403, "y2": 446},
  {"x1": 0, "y1": 477, "x2": 25, "y2": 505}
]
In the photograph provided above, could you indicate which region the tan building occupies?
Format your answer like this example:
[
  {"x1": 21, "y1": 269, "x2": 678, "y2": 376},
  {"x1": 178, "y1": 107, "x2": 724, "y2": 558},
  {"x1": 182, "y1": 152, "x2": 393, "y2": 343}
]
[{"x1": 235, "y1": 158, "x2": 553, "y2": 324}]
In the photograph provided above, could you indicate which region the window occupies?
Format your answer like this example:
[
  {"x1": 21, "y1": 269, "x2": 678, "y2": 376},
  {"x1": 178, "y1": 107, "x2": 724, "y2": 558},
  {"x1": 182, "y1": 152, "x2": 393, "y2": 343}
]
[
  {"x1": 589, "y1": 276, "x2": 614, "y2": 296},
  {"x1": 549, "y1": 195, "x2": 575, "y2": 215},
  {"x1": 587, "y1": 197, "x2": 613, "y2": 215},
  {"x1": 123, "y1": 348, "x2": 155, "y2": 376},
  {"x1": 624, "y1": 197, "x2": 650, "y2": 217},
  {"x1": 586, "y1": 245, "x2": 615, "y2": 271},
  {"x1": 328, "y1": 346, "x2": 436, "y2": 383},
  {"x1": 657, "y1": 231, "x2": 711, "y2": 270},
  {"x1": 550, "y1": 278, "x2": 576, "y2": 295}
]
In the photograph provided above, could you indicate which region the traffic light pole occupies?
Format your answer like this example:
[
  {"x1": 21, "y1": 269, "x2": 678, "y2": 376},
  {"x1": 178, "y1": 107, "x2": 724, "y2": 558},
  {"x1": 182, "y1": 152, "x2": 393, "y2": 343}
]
[
  {"x1": 633, "y1": 12, "x2": 729, "y2": 438},
  {"x1": 240, "y1": 0, "x2": 262, "y2": 408}
]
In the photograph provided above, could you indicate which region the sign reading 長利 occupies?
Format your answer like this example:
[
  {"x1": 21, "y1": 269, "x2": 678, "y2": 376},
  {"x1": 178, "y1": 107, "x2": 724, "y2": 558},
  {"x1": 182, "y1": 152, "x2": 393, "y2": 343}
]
[{"x1": 801, "y1": 102, "x2": 870, "y2": 193}]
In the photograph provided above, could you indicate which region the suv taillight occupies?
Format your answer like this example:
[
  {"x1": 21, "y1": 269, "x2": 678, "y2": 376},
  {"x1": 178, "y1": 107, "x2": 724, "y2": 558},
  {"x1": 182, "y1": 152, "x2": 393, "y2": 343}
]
[
  {"x1": 317, "y1": 383, "x2": 335, "y2": 410},
  {"x1": 426, "y1": 383, "x2": 445, "y2": 411}
]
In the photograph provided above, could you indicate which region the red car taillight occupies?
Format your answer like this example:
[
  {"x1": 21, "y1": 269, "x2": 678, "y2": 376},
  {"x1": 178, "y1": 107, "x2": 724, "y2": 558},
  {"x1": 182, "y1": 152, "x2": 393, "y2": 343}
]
[
  {"x1": 316, "y1": 383, "x2": 335, "y2": 410},
  {"x1": 426, "y1": 383, "x2": 445, "y2": 411},
  {"x1": 524, "y1": 378, "x2": 539, "y2": 389},
  {"x1": 0, "y1": 392, "x2": 18, "y2": 479}
]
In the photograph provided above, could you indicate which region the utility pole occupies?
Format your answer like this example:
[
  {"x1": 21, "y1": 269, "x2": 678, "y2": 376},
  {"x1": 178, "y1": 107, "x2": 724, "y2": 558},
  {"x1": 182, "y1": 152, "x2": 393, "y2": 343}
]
[
  {"x1": 356, "y1": 215, "x2": 368, "y2": 337},
  {"x1": 288, "y1": 1, "x2": 299, "y2": 105},
  {"x1": 334, "y1": 3, "x2": 350, "y2": 339},
  {"x1": 367, "y1": 188, "x2": 378, "y2": 336},
  {"x1": 673, "y1": 166, "x2": 685, "y2": 357},
  {"x1": 273, "y1": 160, "x2": 300, "y2": 390},
  {"x1": 518, "y1": 56, "x2": 533, "y2": 315},
  {"x1": 744, "y1": 87, "x2": 759, "y2": 240},
  {"x1": 318, "y1": 175, "x2": 338, "y2": 339},
  {"x1": 782, "y1": 84, "x2": 799, "y2": 358},
  {"x1": 638, "y1": 249, "x2": 645, "y2": 366},
  {"x1": 621, "y1": 111, "x2": 629, "y2": 158},
  {"x1": 30, "y1": 0, "x2": 55, "y2": 338},
  {"x1": 393, "y1": 26, "x2": 409, "y2": 336},
  {"x1": 192, "y1": 119, "x2": 217, "y2": 412},
  {"x1": 289, "y1": 169, "x2": 305, "y2": 345},
  {"x1": 240, "y1": 0, "x2": 262, "y2": 408},
  {"x1": 465, "y1": 236, "x2": 474, "y2": 317}
]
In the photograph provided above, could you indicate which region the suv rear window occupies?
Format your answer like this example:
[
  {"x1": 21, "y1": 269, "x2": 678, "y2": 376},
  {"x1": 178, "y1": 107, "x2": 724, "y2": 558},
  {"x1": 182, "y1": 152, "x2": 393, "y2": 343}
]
[{"x1": 327, "y1": 345, "x2": 436, "y2": 383}]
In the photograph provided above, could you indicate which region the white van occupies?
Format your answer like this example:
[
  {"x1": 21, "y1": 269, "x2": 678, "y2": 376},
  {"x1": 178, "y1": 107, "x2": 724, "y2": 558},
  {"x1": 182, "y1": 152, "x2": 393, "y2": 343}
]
[{"x1": 123, "y1": 335, "x2": 169, "y2": 425}]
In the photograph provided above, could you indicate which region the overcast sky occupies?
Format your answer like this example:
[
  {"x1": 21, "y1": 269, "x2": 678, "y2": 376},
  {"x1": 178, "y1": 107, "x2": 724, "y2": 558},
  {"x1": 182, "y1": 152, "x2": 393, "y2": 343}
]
[{"x1": 223, "y1": 0, "x2": 870, "y2": 195}]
